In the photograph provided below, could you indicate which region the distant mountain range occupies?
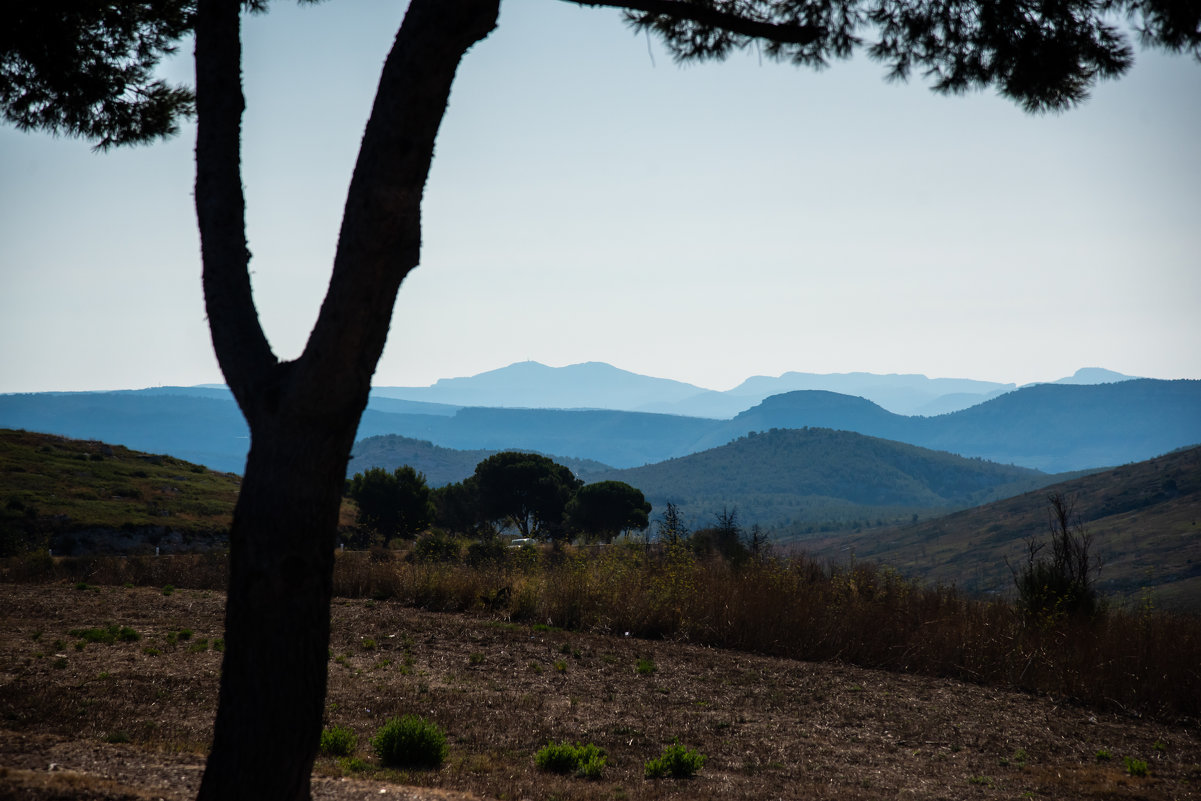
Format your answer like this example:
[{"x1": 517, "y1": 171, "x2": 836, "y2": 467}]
[
  {"x1": 1, "y1": 375, "x2": 1197, "y2": 476},
  {"x1": 373, "y1": 361, "x2": 1138, "y2": 417}
]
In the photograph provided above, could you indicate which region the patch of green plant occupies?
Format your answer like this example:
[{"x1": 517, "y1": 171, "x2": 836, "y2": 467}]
[
  {"x1": 967, "y1": 775, "x2": 993, "y2": 786},
  {"x1": 341, "y1": 756, "x2": 371, "y2": 773},
  {"x1": 103, "y1": 731, "x2": 131, "y2": 744},
  {"x1": 370, "y1": 715, "x2": 448, "y2": 769},
  {"x1": 534, "y1": 742, "x2": 607, "y2": 779},
  {"x1": 69, "y1": 625, "x2": 140, "y2": 646},
  {"x1": 1095, "y1": 749, "x2": 1112, "y2": 761},
  {"x1": 644, "y1": 742, "x2": 705, "y2": 779},
  {"x1": 320, "y1": 725, "x2": 358, "y2": 757},
  {"x1": 635, "y1": 657, "x2": 657, "y2": 675},
  {"x1": 360, "y1": 637, "x2": 376, "y2": 651},
  {"x1": 162, "y1": 585, "x2": 175, "y2": 596},
  {"x1": 554, "y1": 659, "x2": 567, "y2": 673},
  {"x1": 142, "y1": 646, "x2": 161, "y2": 656},
  {"x1": 1124, "y1": 756, "x2": 1149, "y2": 777},
  {"x1": 468, "y1": 652, "x2": 484, "y2": 666}
]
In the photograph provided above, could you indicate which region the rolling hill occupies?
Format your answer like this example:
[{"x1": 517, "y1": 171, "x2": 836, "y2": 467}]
[
  {"x1": 0, "y1": 428, "x2": 241, "y2": 556},
  {"x1": 591, "y1": 427, "x2": 1063, "y2": 532},
  {"x1": 796, "y1": 445, "x2": 1201, "y2": 610}
]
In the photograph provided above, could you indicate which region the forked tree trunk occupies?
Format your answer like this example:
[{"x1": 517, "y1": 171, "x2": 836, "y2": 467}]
[{"x1": 192, "y1": 1, "x2": 500, "y2": 798}]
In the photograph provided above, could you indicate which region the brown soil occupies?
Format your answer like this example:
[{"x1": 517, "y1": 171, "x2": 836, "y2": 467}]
[{"x1": 0, "y1": 583, "x2": 1197, "y2": 800}]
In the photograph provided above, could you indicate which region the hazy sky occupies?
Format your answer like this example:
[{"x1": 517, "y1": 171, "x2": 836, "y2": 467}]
[{"x1": 2, "y1": 1, "x2": 1199, "y2": 394}]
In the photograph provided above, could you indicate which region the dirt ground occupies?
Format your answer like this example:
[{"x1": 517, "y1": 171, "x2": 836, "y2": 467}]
[{"x1": 0, "y1": 582, "x2": 1198, "y2": 800}]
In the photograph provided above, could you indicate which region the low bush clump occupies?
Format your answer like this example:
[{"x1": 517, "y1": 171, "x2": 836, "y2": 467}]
[
  {"x1": 319, "y1": 725, "x2": 357, "y2": 757},
  {"x1": 534, "y1": 741, "x2": 607, "y2": 779},
  {"x1": 370, "y1": 714, "x2": 448, "y2": 768},
  {"x1": 645, "y1": 742, "x2": 705, "y2": 779}
]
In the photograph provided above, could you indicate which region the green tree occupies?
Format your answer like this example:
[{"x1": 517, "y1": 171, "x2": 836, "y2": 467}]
[
  {"x1": 432, "y1": 477, "x2": 483, "y2": 535},
  {"x1": 347, "y1": 466, "x2": 434, "y2": 541},
  {"x1": 4, "y1": 2, "x2": 1194, "y2": 798},
  {"x1": 473, "y1": 451, "x2": 582, "y2": 543},
  {"x1": 567, "y1": 480, "x2": 652, "y2": 543}
]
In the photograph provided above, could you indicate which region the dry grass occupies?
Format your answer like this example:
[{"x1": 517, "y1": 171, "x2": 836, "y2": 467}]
[
  {"x1": 7, "y1": 544, "x2": 1201, "y2": 726},
  {"x1": 1, "y1": 582, "x2": 1200, "y2": 800}
]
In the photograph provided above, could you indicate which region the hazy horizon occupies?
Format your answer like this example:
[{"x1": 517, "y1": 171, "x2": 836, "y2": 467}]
[
  {"x1": 0, "y1": 358, "x2": 1177, "y2": 398},
  {"x1": 3, "y1": 2, "x2": 1199, "y2": 395}
]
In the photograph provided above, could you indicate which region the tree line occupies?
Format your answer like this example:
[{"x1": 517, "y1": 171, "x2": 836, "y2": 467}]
[{"x1": 347, "y1": 451, "x2": 651, "y2": 547}]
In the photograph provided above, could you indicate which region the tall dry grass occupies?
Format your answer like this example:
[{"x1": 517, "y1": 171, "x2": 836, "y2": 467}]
[{"x1": 6, "y1": 543, "x2": 1197, "y2": 722}]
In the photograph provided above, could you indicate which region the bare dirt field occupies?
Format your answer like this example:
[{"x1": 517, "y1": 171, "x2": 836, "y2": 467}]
[{"x1": 0, "y1": 582, "x2": 1197, "y2": 800}]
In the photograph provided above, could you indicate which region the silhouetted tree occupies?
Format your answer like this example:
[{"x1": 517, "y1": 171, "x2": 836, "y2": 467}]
[
  {"x1": 656, "y1": 501, "x2": 689, "y2": 547},
  {"x1": 4, "y1": 1, "x2": 1194, "y2": 797},
  {"x1": 432, "y1": 477, "x2": 483, "y2": 535},
  {"x1": 346, "y1": 466, "x2": 434, "y2": 541},
  {"x1": 693, "y1": 505, "x2": 750, "y2": 563},
  {"x1": 472, "y1": 451, "x2": 582, "y2": 543},
  {"x1": 567, "y1": 480, "x2": 652, "y2": 543},
  {"x1": 1010, "y1": 492, "x2": 1102, "y2": 619}
]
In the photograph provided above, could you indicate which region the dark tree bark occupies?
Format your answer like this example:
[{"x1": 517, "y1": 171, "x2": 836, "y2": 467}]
[{"x1": 193, "y1": 1, "x2": 499, "y2": 798}]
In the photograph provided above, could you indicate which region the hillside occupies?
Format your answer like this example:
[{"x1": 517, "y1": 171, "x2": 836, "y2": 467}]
[
  {"x1": 0, "y1": 429, "x2": 240, "y2": 556},
  {"x1": 798, "y1": 445, "x2": 1201, "y2": 610},
  {"x1": 594, "y1": 428, "x2": 1061, "y2": 532},
  {"x1": 347, "y1": 434, "x2": 613, "y2": 487}
]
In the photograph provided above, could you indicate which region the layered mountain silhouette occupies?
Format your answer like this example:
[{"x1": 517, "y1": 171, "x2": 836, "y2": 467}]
[{"x1": 0, "y1": 367, "x2": 1191, "y2": 476}]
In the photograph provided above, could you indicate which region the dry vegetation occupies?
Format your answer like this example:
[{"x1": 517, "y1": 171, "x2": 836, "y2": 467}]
[{"x1": 2, "y1": 548, "x2": 1200, "y2": 800}]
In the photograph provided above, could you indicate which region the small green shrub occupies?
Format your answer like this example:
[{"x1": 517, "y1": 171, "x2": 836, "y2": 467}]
[
  {"x1": 320, "y1": 725, "x2": 358, "y2": 757},
  {"x1": 635, "y1": 657, "x2": 657, "y2": 675},
  {"x1": 1124, "y1": 756, "x2": 1149, "y2": 777},
  {"x1": 534, "y1": 742, "x2": 607, "y2": 778},
  {"x1": 371, "y1": 715, "x2": 448, "y2": 769},
  {"x1": 69, "y1": 625, "x2": 140, "y2": 646},
  {"x1": 645, "y1": 742, "x2": 705, "y2": 779},
  {"x1": 162, "y1": 585, "x2": 175, "y2": 596},
  {"x1": 1095, "y1": 749, "x2": 1112, "y2": 761}
]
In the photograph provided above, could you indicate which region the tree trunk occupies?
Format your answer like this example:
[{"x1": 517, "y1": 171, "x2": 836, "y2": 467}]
[
  {"x1": 192, "y1": 1, "x2": 500, "y2": 799},
  {"x1": 196, "y1": 414, "x2": 352, "y2": 800}
]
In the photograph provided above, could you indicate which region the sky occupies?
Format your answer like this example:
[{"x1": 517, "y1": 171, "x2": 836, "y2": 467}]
[{"x1": 2, "y1": 1, "x2": 1199, "y2": 395}]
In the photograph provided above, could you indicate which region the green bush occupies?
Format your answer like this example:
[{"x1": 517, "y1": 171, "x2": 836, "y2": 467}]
[
  {"x1": 370, "y1": 715, "x2": 448, "y2": 769},
  {"x1": 645, "y1": 742, "x2": 705, "y2": 779},
  {"x1": 412, "y1": 531, "x2": 461, "y2": 563},
  {"x1": 465, "y1": 537, "x2": 507, "y2": 567},
  {"x1": 534, "y1": 741, "x2": 607, "y2": 779},
  {"x1": 320, "y1": 725, "x2": 357, "y2": 757},
  {"x1": 1124, "y1": 756, "x2": 1149, "y2": 777}
]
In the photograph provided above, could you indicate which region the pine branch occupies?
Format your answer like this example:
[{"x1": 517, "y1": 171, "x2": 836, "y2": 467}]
[{"x1": 566, "y1": 0, "x2": 825, "y2": 47}]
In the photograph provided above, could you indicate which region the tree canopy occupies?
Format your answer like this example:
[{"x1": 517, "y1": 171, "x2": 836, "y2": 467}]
[
  {"x1": 346, "y1": 466, "x2": 434, "y2": 541},
  {"x1": 3, "y1": 0, "x2": 1198, "y2": 153},
  {"x1": 472, "y1": 451, "x2": 583, "y2": 541},
  {"x1": 567, "y1": 480, "x2": 652, "y2": 543}
]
